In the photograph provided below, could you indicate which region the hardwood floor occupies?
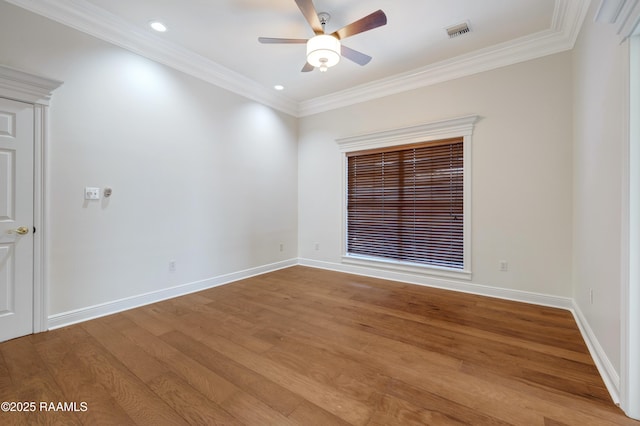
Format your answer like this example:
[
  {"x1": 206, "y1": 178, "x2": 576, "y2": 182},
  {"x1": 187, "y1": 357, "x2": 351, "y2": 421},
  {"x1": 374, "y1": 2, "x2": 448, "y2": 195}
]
[{"x1": 0, "y1": 266, "x2": 636, "y2": 425}]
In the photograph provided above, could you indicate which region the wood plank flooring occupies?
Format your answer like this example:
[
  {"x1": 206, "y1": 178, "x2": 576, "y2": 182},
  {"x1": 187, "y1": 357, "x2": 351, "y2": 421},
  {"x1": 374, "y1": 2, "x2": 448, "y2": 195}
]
[{"x1": 0, "y1": 266, "x2": 637, "y2": 425}]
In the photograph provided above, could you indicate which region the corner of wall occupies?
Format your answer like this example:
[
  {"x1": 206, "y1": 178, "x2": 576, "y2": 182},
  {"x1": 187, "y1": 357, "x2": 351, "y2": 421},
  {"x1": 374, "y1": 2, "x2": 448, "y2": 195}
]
[{"x1": 570, "y1": 299, "x2": 621, "y2": 404}]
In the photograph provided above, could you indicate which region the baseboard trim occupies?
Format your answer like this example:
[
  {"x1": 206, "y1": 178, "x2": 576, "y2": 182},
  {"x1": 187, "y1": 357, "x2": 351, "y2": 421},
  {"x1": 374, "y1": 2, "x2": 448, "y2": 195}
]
[
  {"x1": 46, "y1": 256, "x2": 620, "y2": 410},
  {"x1": 47, "y1": 258, "x2": 298, "y2": 330},
  {"x1": 297, "y1": 258, "x2": 574, "y2": 310},
  {"x1": 47, "y1": 258, "x2": 575, "y2": 330},
  {"x1": 570, "y1": 301, "x2": 621, "y2": 405}
]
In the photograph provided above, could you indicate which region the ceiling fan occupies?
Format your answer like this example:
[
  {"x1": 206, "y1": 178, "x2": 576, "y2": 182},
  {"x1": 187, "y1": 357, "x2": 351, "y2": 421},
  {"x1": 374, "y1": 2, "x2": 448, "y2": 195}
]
[{"x1": 258, "y1": 0, "x2": 387, "y2": 72}]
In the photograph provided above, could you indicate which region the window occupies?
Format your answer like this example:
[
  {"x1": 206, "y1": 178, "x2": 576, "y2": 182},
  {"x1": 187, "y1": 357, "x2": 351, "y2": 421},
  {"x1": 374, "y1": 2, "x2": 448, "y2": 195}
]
[
  {"x1": 337, "y1": 115, "x2": 477, "y2": 279},
  {"x1": 347, "y1": 138, "x2": 463, "y2": 269}
]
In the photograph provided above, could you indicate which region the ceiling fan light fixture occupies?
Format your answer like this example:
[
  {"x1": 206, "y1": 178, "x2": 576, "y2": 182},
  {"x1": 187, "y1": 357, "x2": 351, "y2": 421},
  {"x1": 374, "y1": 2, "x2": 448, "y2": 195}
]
[{"x1": 306, "y1": 34, "x2": 341, "y2": 71}]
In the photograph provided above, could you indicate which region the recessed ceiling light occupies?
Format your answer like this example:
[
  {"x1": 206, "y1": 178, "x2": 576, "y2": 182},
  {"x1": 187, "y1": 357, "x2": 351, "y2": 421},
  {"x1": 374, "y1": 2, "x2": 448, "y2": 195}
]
[
  {"x1": 149, "y1": 21, "x2": 167, "y2": 32},
  {"x1": 274, "y1": 85, "x2": 284, "y2": 91}
]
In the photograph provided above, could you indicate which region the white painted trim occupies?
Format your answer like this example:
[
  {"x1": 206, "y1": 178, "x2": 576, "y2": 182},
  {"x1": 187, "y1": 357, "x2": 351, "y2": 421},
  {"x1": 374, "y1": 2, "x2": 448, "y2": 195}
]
[
  {"x1": 342, "y1": 255, "x2": 472, "y2": 281},
  {"x1": 0, "y1": 65, "x2": 61, "y2": 335},
  {"x1": 336, "y1": 115, "x2": 478, "y2": 280},
  {"x1": 596, "y1": 11, "x2": 640, "y2": 418},
  {"x1": 298, "y1": 258, "x2": 574, "y2": 310},
  {"x1": 47, "y1": 258, "x2": 298, "y2": 330},
  {"x1": 45, "y1": 254, "x2": 623, "y2": 410},
  {"x1": 2, "y1": 0, "x2": 298, "y2": 116},
  {"x1": 622, "y1": 33, "x2": 640, "y2": 421},
  {"x1": 4, "y1": 0, "x2": 589, "y2": 117},
  {"x1": 335, "y1": 114, "x2": 479, "y2": 152},
  {"x1": 299, "y1": 30, "x2": 570, "y2": 116},
  {"x1": 620, "y1": 32, "x2": 632, "y2": 419},
  {"x1": 32, "y1": 104, "x2": 47, "y2": 334},
  {"x1": 597, "y1": 0, "x2": 640, "y2": 39},
  {"x1": 0, "y1": 65, "x2": 62, "y2": 105},
  {"x1": 617, "y1": 0, "x2": 640, "y2": 38},
  {"x1": 595, "y1": 0, "x2": 626, "y2": 23},
  {"x1": 571, "y1": 300, "x2": 621, "y2": 405},
  {"x1": 298, "y1": 0, "x2": 591, "y2": 116}
]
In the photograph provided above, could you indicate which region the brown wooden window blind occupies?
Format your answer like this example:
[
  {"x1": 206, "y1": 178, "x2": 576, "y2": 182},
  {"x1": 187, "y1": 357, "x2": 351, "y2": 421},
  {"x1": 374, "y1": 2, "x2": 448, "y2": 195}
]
[{"x1": 346, "y1": 137, "x2": 464, "y2": 269}]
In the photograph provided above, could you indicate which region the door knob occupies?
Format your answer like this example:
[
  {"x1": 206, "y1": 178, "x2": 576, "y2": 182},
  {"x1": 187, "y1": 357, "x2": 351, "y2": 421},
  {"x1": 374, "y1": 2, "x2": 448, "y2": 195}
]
[{"x1": 14, "y1": 226, "x2": 29, "y2": 235}]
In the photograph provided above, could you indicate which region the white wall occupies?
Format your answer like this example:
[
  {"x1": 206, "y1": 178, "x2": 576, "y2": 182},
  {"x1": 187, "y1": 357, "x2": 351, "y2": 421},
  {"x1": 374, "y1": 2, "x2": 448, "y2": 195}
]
[
  {"x1": 0, "y1": 1, "x2": 298, "y2": 316},
  {"x1": 571, "y1": 1, "x2": 628, "y2": 379},
  {"x1": 1, "y1": 0, "x2": 636, "y2": 415},
  {"x1": 298, "y1": 52, "x2": 574, "y2": 298}
]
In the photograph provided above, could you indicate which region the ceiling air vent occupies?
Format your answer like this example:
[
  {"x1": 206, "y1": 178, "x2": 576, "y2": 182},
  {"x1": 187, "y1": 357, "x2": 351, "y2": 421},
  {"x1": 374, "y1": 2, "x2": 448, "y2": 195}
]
[{"x1": 446, "y1": 22, "x2": 471, "y2": 39}]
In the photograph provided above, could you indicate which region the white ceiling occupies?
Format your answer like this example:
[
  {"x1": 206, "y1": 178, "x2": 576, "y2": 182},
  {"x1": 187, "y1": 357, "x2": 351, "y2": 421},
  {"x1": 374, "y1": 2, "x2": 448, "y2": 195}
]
[{"x1": 5, "y1": 0, "x2": 590, "y2": 116}]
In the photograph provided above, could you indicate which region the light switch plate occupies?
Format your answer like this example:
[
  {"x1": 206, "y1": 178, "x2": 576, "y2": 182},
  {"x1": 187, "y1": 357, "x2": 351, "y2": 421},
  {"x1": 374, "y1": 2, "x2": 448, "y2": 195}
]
[{"x1": 85, "y1": 187, "x2": 100, "y2": 200}]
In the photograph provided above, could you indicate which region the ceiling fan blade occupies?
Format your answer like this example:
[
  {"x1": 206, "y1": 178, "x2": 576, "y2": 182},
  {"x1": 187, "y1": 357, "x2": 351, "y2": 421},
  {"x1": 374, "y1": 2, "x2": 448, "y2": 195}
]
[
  {"x1": 258, "y1": 37, "x2": 307, "y2": 44},
  {"x1": 295, "y1": 0, "x2": 323, "y2": 34},
  {"x1": 301, "y1": 62, "x2": 315, "y2": 72},
  {"x1": 341, "y1": 45, "x2": 372, "y2": 66},
  {"x1": 331, "y1": 9, "x2": 387, "y2": 40}
]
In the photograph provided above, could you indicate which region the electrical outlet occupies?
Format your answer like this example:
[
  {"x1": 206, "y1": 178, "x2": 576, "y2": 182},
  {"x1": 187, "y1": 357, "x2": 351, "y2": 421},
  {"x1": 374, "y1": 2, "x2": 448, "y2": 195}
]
[
  {"x1": 279, "y1": 243, "x2": 284, "y2": 252},
  {"x1": 169, "y1": 260, "x2": 176, "y2": 273},
  {"x1": 314, "y1": 243, "x2": 320, "y2": 251},
  {"x1": 499, "y1": 260, "x2": 508, "y2": 272},
  {"x1": 84, "y1": 187, "x2": 100, "y2": 200}
]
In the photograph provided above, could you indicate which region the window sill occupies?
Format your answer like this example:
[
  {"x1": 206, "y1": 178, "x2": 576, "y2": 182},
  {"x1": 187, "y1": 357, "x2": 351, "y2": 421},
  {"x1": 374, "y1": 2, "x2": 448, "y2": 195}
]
[{"x1": 342, "y1": 254, "x2": 472, "y2": 281}]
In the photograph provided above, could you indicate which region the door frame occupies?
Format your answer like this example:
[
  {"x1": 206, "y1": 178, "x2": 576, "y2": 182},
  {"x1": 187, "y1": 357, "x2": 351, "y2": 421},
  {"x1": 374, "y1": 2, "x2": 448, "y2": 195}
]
[
  {"x1": 622, "y1": 32, "x2": 640, "y2": 421},
  {"x1": 0, "y1": 65, "x2": 61, "y2": 335}
]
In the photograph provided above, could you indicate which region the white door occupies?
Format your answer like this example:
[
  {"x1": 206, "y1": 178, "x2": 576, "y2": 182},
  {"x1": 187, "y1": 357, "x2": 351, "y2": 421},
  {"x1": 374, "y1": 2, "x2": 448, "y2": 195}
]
[{"x1": 0, "y1": 97, "x2": 34, "y2": 342}]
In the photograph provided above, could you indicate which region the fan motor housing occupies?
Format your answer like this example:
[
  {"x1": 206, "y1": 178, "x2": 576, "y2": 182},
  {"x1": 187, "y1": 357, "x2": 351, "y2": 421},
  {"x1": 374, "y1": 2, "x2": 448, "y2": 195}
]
[{"x1": 307, "y1": 34, "x2": 341, "y2": 68}]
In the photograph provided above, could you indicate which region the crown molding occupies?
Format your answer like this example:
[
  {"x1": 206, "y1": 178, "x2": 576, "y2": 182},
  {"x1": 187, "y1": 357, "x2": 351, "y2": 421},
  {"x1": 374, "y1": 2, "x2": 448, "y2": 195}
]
[
  {"x1": 5, "y1": 0, "x2": 590, "y2": 117},
  {"x1": 595, "y1": 0, "x2": 626, "y2": 23},
  {"x1": 298, "y1": 0, "x2": 591, "y2": 116},
  {"x1": 3, "y1": 0, "x2": 299, "y2": 116},
  {"x1": 595, "y1": 0, "x2": 640, "y2": 38},
  {"x1": 336, "y1": 114, "x2": 479, "y2": 152},
  {"x1": 0, "y1": 64, "x2": 63, "y2": 105}
]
